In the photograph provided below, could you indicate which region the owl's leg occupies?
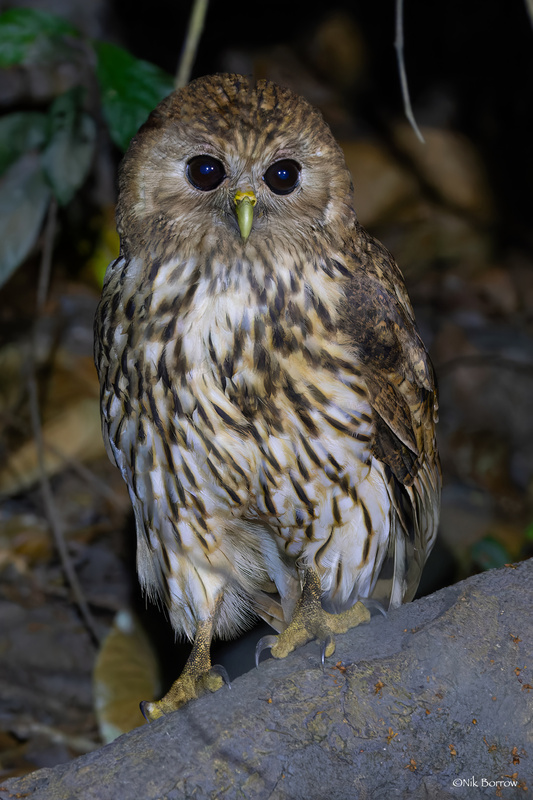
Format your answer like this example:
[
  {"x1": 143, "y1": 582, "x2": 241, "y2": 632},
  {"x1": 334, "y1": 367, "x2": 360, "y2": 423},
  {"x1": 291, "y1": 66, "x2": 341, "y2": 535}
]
[
  {"x1": 140, "y1": 612, "x2": 229, "y2": 722},
  {"x1": 256, "y1": 569, "x2": 370, "y2": 665}
]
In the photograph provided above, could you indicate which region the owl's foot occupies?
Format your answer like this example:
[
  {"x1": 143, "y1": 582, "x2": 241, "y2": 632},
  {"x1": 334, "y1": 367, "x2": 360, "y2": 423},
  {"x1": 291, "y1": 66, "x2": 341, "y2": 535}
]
[
  {"x1": 140, "y1": 664, "x2": 229, "y2": 721},
  {"x1": 140, "y1": 617, "x2": 230, "y2": 722},
  {"x1": 255, "y1": 569, "x2": 370, "y2": 666}
]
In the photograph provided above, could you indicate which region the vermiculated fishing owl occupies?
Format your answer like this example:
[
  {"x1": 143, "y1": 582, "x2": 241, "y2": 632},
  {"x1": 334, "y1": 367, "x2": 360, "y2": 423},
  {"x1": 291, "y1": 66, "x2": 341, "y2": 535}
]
[{"x1": 95, "y1": 74, "x2": 441, "y2": 720}]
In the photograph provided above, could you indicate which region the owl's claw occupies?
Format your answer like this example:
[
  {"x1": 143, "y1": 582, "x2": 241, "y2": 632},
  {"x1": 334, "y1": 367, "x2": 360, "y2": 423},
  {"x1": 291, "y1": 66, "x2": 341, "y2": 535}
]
[
  {"x1": 210, "y1": 663, "x2": 232, "y2": 688},
  {"x1": 255, "y1": 635, "x2": 279, "y2": 667},
  {"x1": 255, "y1": 570, "x2": 370, "y2": 667},
  {"x1": 139, "y1": 699, "x2": 151, "y2": 722},
  {"x1": 361, "y1": 598, "x2": 388, "y2": 617},
  {"x1": 321, "y1": 634, "x2": 334, "y2": 668}
]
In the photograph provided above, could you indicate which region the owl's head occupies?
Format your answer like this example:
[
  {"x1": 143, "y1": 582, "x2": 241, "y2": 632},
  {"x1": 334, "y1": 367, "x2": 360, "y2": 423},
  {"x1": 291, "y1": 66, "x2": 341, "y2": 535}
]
[{"x1": 117, "y1": 74, "x2": 355, "y2": 260}]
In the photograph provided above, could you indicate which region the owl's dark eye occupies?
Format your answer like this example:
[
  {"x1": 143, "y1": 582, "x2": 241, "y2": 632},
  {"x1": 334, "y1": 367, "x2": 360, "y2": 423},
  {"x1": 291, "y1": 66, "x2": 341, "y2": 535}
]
[
  {"x1": 186, "y1": 155, "x2": 226, "y2": 191},
  {"x1": 263, "y1": 159, "x2": 301, "y2": 195}
]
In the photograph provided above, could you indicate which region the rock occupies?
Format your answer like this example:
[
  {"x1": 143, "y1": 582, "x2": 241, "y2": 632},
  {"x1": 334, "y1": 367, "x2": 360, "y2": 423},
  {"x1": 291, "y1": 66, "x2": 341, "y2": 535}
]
[{"x1": 1, "y1": 559, "x2": 530, "y2": 799}]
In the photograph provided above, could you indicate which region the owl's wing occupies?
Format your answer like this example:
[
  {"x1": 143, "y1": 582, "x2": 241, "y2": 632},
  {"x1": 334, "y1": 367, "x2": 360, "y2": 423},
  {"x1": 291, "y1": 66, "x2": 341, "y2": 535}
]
[{"x1": 342, "y1": 225, "x2": 441, "y2": 606}]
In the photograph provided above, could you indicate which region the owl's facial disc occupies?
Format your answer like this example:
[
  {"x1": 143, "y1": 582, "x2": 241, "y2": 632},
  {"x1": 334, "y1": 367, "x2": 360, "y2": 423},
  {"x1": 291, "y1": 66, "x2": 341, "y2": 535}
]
[{"x1": 234, "y1": 189, "x2": 257, "y2": 241}]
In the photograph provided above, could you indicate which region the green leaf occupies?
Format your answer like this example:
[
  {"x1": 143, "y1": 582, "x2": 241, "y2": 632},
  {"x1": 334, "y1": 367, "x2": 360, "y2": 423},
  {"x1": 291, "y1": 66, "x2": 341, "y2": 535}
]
[
  {"x1": 0, "y1": 112, "x2": 48, "y2": 175},
  {"x1": 0, "y1": 8, "x2": 79, "y2": 67},
  {"x1": 95, "y1": 41, "x2": 174, "y2": 151},
  {"x1": 41, "y1": 88, "x2": 96, "y2": 206},
  {"x1": 0, "y1": 153, "x2": 51, "y2": 287}
]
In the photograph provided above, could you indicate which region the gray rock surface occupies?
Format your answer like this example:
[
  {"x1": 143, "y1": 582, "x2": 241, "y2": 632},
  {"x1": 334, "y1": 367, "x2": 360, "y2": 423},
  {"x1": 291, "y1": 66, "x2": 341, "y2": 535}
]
[{"x1": 1, "y1": 560, "x2": 531, "y2": 800}]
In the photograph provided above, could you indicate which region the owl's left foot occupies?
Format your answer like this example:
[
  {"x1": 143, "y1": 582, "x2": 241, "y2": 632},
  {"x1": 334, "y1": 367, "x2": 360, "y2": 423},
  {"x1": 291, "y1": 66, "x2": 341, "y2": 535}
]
[
  {"x1": 255, "y1": 569, "x2": 370, "y2": 666},
  {"x1": 140, "y1": 617, "x2": 230, "y2": 721}
]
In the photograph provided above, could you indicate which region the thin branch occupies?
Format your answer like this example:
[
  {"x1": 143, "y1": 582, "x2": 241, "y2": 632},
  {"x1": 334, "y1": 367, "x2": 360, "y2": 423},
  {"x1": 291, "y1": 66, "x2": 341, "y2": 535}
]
[
  {"x1": 175, "y1": 0, "x2": 210, "y2": 89},
  {"x1": 394, "y1": 0, "x2": 425, "y2": 144},
  {"x1": 27, "y1": 370, "x2": 101, "y2": 646},
  {"x1": 36, "y1": 198, "x2": 58, "y2": 314},
  {"x1": 29, "y1": 200, "x2": 101, "y2": 646},
  {"x1": 56, "y1": 450, "x2": 128, "y2": 509},
  {"x1": 525, "y1": 0, "x2": 533, "y2": 30},
  {"x1": 3, "y1": 409, "x2": 126, "y2": 510}
]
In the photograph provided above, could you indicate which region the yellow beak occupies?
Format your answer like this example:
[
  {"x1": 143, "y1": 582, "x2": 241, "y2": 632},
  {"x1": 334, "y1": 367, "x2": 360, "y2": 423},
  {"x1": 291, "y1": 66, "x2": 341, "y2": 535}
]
[{"x1": 234, "y1": 189, "x2": 257, "y2": 242}]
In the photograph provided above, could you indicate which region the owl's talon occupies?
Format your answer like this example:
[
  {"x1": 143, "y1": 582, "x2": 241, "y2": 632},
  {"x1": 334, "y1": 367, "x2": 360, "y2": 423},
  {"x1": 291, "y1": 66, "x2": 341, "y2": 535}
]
[
  {"x1": 255, "y1": 635, "x2": 279, "y2": 667},
  {"x1": 258, "y1": 570, "x2": 370, "y2": 665},
  {"x1": 210, "y1": 663, "x2": 232, "y2": 688},
  {"x1": 321, "y1": 634, "x2": 334, "y2": 668},
  {"x1": 139, "y1": 700, "x2": 151, "y2": 722},
  {"x1": 361, "y1": 598, "x2": 388, "y2": 617}
]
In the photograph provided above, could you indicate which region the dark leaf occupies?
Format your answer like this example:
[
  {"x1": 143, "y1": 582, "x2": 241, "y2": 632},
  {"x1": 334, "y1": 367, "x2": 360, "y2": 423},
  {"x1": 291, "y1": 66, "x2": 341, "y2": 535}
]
[
  {"x1": 0, "y1": 153, "x2": 51, "y2": 287},
  {"x1": 471, "y1": 537, "x2": 510, "y2": 572},
  {"x1": 41, "y1": 88, "x2": 96, "y2": 206},
  {"x1": 95, "y1": 41, "x2": 174, "y2": 151},
  {"x1": 0, "y1": 112, "x2": 48, "y2": 175},
  {"x1": 0, "y1": 8, "x2": 79, "y2": 67}
]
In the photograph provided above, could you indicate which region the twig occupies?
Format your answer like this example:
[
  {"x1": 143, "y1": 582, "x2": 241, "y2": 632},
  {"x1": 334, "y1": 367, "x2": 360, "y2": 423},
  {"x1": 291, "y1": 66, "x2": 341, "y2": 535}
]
[
  {"x1": 27, "y1": 371, "x2": 101, "y2": 646},
  {"x1": 36, "y1": 198, "x2": 58, "y2": 314},
  {"x1": 57, "y1": 450, "x2": 128, "y2": 509},
  {"x1": 525, "y1": 0, "x2": 533, "y2": 30},
  {"x1": 3, "y1": 409, "x2": 127, "y2": 510},
  {"x1": 29, "y1": 201, "x2": 101, "y2": 647},
  {"x1": 394, "y1": 0, "x2": 425, "y2": 144},
  {"x1": 175, "y1": 0, "x2": 210, "y2": 89}
]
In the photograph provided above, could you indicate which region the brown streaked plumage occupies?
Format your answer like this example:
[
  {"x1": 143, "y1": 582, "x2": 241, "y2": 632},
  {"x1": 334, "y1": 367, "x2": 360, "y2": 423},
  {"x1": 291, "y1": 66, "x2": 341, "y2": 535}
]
[{"x1": 94, "y1": 73, "x2": 440, "y2": 719}]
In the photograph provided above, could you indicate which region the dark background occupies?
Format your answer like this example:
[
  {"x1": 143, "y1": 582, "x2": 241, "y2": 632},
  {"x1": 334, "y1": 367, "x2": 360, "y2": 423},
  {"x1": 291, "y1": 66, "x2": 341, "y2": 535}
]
[
  {"x1": 1, "y1": 0, "x2": 532, "y2": 778},
  {"x1": 112, "y1": 0, "x2": 533, "y2": 244}
]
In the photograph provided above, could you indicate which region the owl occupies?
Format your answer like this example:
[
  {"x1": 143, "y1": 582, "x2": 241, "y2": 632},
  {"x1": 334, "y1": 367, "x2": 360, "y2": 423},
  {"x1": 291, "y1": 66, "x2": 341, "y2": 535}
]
[{"x1": 94, "y1": 74, "x2": 441, "y2": 720}]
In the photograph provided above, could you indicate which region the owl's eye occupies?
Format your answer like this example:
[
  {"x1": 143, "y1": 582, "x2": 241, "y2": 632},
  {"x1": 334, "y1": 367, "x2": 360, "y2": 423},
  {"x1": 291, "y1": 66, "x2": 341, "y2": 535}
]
[
  {"x1": 186, "y1": 155, "x2": 226, "y2": 191},
  {"x1": 263, "y1": 159, "x2": 301, "y2": 195}
]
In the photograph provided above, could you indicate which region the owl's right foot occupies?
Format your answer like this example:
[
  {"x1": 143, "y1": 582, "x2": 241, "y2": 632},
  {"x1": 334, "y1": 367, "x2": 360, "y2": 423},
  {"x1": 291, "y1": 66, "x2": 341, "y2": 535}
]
[
  {"x1": 140, "y1": 617, "x2": 230, "y2": 721},
  {"x1": 255, "y1": 569, "x2": 370, "y2": 666}
]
